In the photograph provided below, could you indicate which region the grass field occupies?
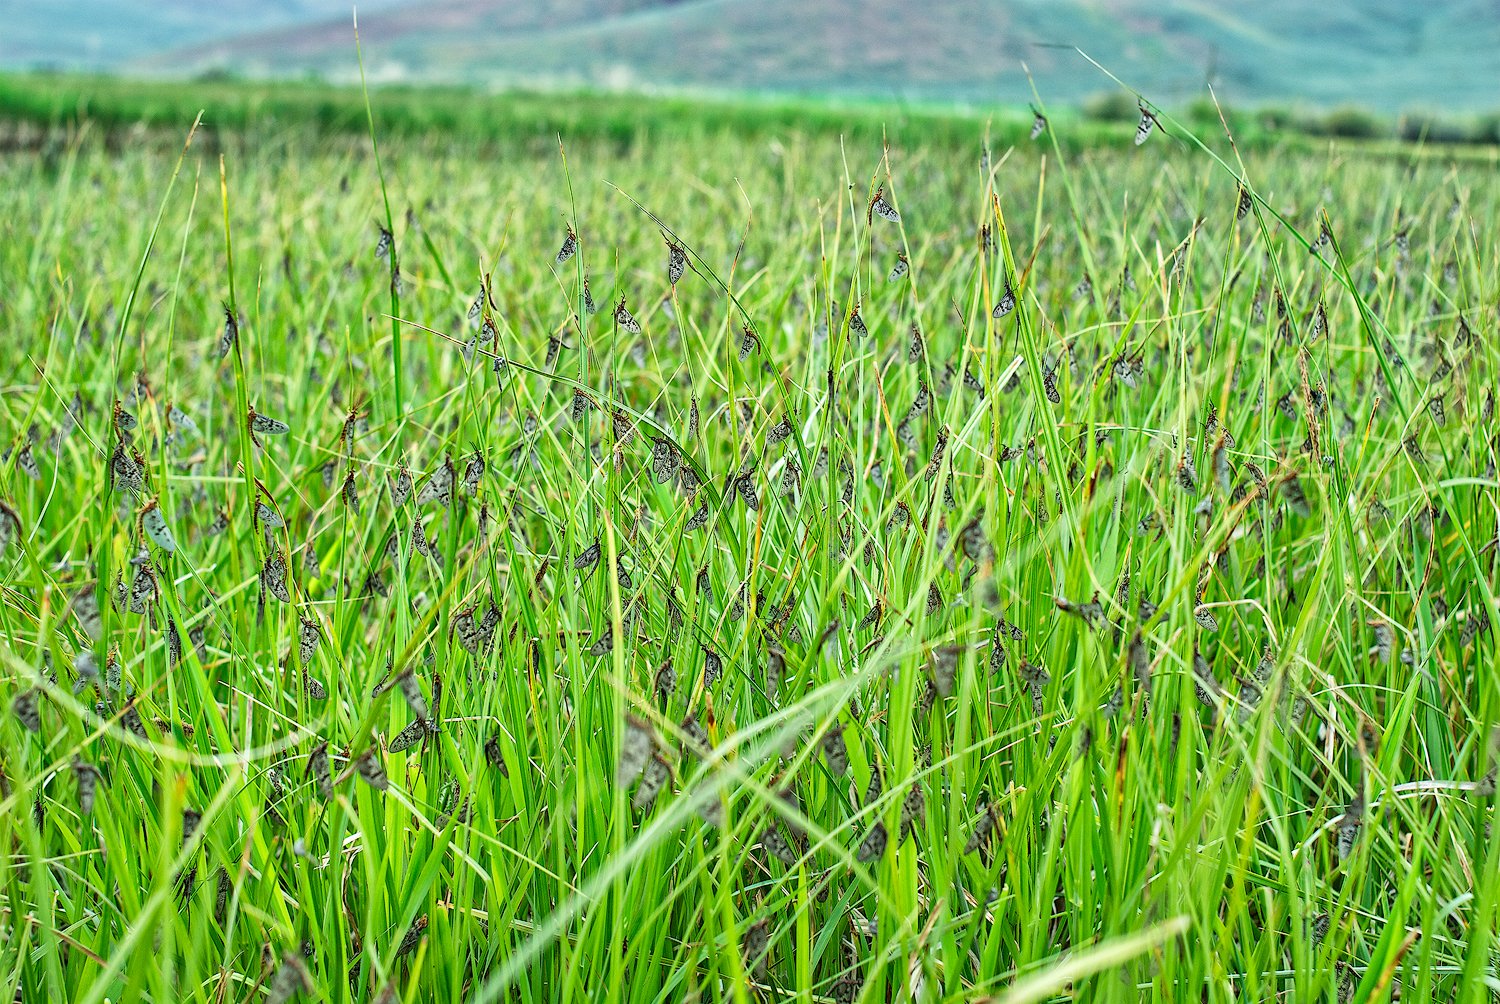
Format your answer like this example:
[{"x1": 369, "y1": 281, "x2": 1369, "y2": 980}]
[{"x1": 0, "y1": 75, "x2": 1498, "y2": 1003}]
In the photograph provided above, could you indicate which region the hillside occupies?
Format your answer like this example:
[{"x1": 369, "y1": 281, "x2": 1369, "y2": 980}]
[
  {"x1": 9, "y1": 0, "x2": 1500, "y2": 110},
  {"x1": 0, "y1": 0, "x2": 409, "y2": 70}
]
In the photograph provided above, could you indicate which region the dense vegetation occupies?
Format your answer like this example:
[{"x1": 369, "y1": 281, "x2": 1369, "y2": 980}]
[{"x1": 0, "y1": 78, "x2": 1497, "y2": 1003}]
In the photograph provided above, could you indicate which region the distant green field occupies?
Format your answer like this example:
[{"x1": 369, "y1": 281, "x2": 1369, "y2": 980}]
[{"x1": 0, "y1": 76, "x2": 1497, "y2": 1003}]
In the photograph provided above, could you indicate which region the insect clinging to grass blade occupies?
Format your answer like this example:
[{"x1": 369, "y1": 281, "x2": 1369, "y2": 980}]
[
  {"x1": 666, "y1": 238, "x2": 687, "y2": 285},
  {"x1": 249, "y1": 407, "x2": 290, "y2": 438},
  {"x1": 869, "y1": 186, "x2": 901, "y2": 224},
  {"x1": 888, "y1": 253, "x2": 909, "y2": 283},
  {"x1": 555, "y1": 225, "x2": 578, "y2": 266},
  {"x1": 992, "y1": 279, "x2": 1016, "y2": 319},
  {"x1": 615, "y1": 297, "x2": 642, "y2": 333},
  {"x1": 1134, "y1": 102, "x2": 1159, "y2": 145},
  {"x1": 140, "y1": 498, "x2": 176, "y2": 552}
]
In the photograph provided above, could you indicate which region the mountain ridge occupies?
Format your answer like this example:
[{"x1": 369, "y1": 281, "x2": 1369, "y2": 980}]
[{"x1": 7, "y1": 0, "x2": 1500, "y2": 110}]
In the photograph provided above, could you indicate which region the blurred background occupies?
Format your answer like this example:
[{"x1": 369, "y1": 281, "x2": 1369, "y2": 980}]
[{"x1": 4, "y1": 0, "x2": 1500, "y2": 114}]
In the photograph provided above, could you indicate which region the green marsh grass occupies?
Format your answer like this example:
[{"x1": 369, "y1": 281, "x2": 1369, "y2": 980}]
[{"x1": 0, "y1": 84, "x2": 1497, "y2": 1003}]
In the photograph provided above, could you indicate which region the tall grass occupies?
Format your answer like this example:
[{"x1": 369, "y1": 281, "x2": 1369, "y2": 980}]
[{"x1": 0, "y1": 82, "x2": 1496, "y2": 1004}]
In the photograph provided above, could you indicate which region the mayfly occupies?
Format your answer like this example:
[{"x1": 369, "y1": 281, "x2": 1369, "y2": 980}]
[
  {"x1": 141, "y1": 499, "x2": 176, "y2": 552},
  {"x1": 702, "y1": 646, "x2": 723, "y2": 687},
  {"x1": 298, "y1": 617, "x2": 320, "y2": 664},
  {"x1": 588, "y1": 623, "x2": 613, "y2": 657},
  {"x1": 266, "y1": 953, "x2": 312, "y2": 1004},
  {"x1": 483, "y1": 733, "x2": 508, "y2": 777},
  {"x1": 388, "y1": 719, "x2": 426, "y2": 754},
  {"x1": 1367, "y1": 619, "x2": 1394, "y2": 663},
  {"x1": 680, "y1": 713, "x2": 711, "y2": 757},
  {"x1": 765, "y1": 644, "x2": 785, "y2": 698},
  {"x1": 255, "y1": 500, "x2": 284, "y2": 530},
  {"x1": 738, "y1": 326, "x2": 761, "y2": 361},
  {"x1": 341, "y1": 468, "x2": 360, "y2": 514},
  {"x1": 0, "y1": 502, "x2": 19, "y2": 558},
  {"x1": 1191, "y1": 650, "x2": 1224, "y2": 706},
  {"x1": 618, "y1": 716, "x2": 653, "y2": 785},
  {"x1": 1310, "y1": 300, "x2": 1328, "y2": 341},
  {"x1": 869, "y1": 187, "x2": 901, "y2": 224},
  {"x1": 168, "y1": 402, "x2": 195, "y2": 435},
  {"x1": 930, "y1": 644, "x2": 963, "y2": 697},
  {"x1": 261, "y1": 549, "x2": 291, "y2": 603},
  {"x1": 761, "y1": 818, "x2": 800, "y2": 867},
  {"x1": 1176, "y1": 456, "x2": 1199, "y2": 494},
  {"x1": 1310, "y1": 217, "x2": 1332, "y2": 254},
  {"x1": 907, "y1": 323, "x2": 925, "y2": 364},
  {"x1": 1055, "y1": 594, "x2": 1105, "y2": 630},
  {"x1": 1236, "y1": 184, "x2": 1253, "y2": 220},
  {"x1": 1030, "y1": 105, "x2": 1048, "y2": 139},
  {"x1": 1427, "y1": 393, "x2": 1446, "y2": 427},
  {"x1": 462, "y1": 453, "x2": 485, "y2": 495},
  {"x1": 849, "y1": 303, "x2": 868, "y2": 338},
  {"x1": 856, "y1": 821, "x2": 888, "y2": 861},
  {"x1": 114, "y1": 401, "x2": 137, "y2": 433},
  {"x1": 666, "y1": 239, "x2": 687, "y2": 285},
  {"x1": 654, "y1": 659, "x2": 677, "y2": 701},
  {"x1": 742, "y1": 919, "x2": 771, "y2": 979},
  {"x1": 735, "y1": 465, "x2": 760, "y2": 511},
  {"x1": 923, "y1": 425, "x2": 949, "y2": 481},
  {"x1": 452, "y1": 606, "x2": 481, "y2": 655},
  {"x1": 249, "y1": 408, "x2": 290, "y2": 437},
  {"x1": 965, "y1": 799, "x2": 1000, "y2": 856},
  {"x1": 614, "y1": 297, "x2": 642, "y2": 334},
  {"x1": 110, "y1": 440, "x2": 144, "y2": 494},
  {"x1": 395, "y1": 669, "x2": 430, "y2": 725},
  {"x1": 570, "y1": 388, "x2": 594, "y2": 422},
  {"x1": 992, "y1": 279, "x2": 1016, "y2": 319},
  {"x1": 899, "y1": 782, "x2": 926, "y2": 839},
  {"x1": 307, "y1": 741, "x2": 333, "y2": 800},
  {"x1": 395, "y1": 916, "x2": 428, "y2": 959},
  {"x1": 555, "y1": 225, "x2": 578, "y2": 266},
  {"x1": 129, "y1": 560, "x2": 157, "y2": 613},
  {"x1": 353, "y1": 748, "x2": 389, "y2": 790},
  {"x1": 888, "y1": 253, "x2": 909, "y2": 283},
  {"x1": 72, "y1": 757, "x2": 101, "y2": 815},
  {"x1": 650, "y1": 436, "x2": 681, "y2": 484},
  {"x1": 906, "y1": 381, "x2": 932, "y2": 423},
  {"x1": 390, "y1": 463, "x2": 413, "y2": 508},
  {"x1": 72, "y1": 586, "x2": 102, "y2": 641},
  {"x1": 11, "y1": 687, "x2": 40, "y2": 732},
  {"x1": 959, "y1": 513, "x2": 991, "y2": 561},
  {"x1": 822, "y1": 726, "x2": 849, "y2": 776},
  {"x1": 1335, "y1": 786, "x2": 1364, "y2": 861},
  {"x1": 1134, "y1": 102, "x2": 1158, "y2": 145},
  {"x1": 217, "y1": 305, "x2": 240, "y2": 359},
  {"x1": 416, "y1": 456, "x2": 455, "y2": 506},
  {"x1": 374, "y1": 225, "x2": 393, "y2": 261},
  {"x1": 767, "y1": 415, "x2": 794, "y2": 446},
  {"x1": 633, "y1": 753, "x2": 670, "y2": 810},
  {"x1": 1042, "y1": 367, "x2": 1060, "y2": 404}
]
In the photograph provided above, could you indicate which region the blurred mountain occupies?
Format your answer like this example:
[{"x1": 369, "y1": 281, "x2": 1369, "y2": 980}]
[
  {"x1": 7, "y1": 0, "x2": 1500, "y2": 110},
  {"x1": 0, "y1": 1, "x2": 410, "y2": 69}
]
